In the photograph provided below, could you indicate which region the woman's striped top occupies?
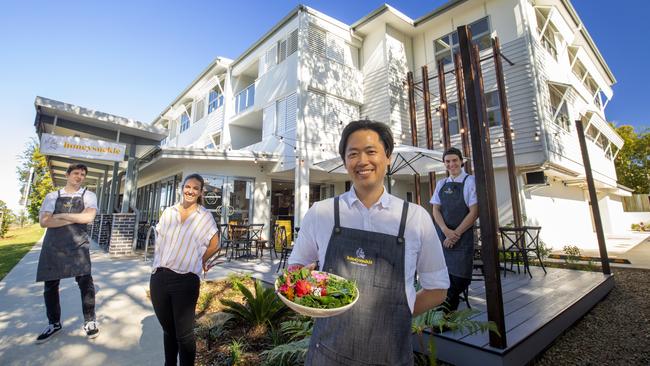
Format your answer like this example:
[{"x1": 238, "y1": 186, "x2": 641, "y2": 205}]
[{"x1": 153, "y1": 204, "x2": 218, "y2": 276}]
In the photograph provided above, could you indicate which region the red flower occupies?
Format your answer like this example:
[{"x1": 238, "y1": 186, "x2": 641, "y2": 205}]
[{"x1": 295, "y1": 279, "x2": 312, "y2": 297}]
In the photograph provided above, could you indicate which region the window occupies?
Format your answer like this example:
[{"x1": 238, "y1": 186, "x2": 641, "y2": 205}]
[
  {"x1": 179, "y1": 104, "x2": 191, "y2": 133},
  {"x1": 309, "y1": 25, "x2": 353, "y2": 66},
  {"x1": 261, "y1": 29, "x2": 298, "y2": 75},
  {"x1": 548, "y1": 84, "x2": 570, "y2": 131},
  {"x1": 208, "y1": 88, "x2": 224, "y2": 113},
  {"x1": 535, "y1": 8, "x2": 560, "y2": 60},
  {"x1": 277, "y1": 38, "x2": 288, "y2": 63},
  {"x1": 276, "y1": 93, "x2": 297, "y2": 134},
  {"x1": 485, "y1": 91, "x2": 502, "y2": 127},
  {"x1": 206, "y1": 132, "x2": 221, "y2": 149},
  {"x1": 434, "y1": 17, "x2": 491, "y2": 65},
  {"x1": 447, "y1": 102, "x2": 460, "y2": 135},
  {"x1": 309, "y1": 27, "x2": 326, "y2": 58},
  {"x1": 194, "y1": 98, "x2": 205, "y2": 122}
]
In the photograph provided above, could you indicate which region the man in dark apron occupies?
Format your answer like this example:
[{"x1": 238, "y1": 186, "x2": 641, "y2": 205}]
[
  {"x1": 431, "y1": 147, "x2": 478, "y2": 313},
  {"x1": 36, "y1": 163, "x2": 99, "y2": 343},
  {"x1": 289, "y1": 120, "x2": 449, "y2": 365}
]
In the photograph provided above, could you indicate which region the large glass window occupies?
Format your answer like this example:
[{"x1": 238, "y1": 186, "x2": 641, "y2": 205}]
[
  {"x1": 485, "y1": 90, "x2": 502, "y2": 127},
  {"x1": 447, "y1": 102, "x2": 460, "y2": 135},
  {"x1": 535, "y1": 8, "x2": 560, "y2": 60},
  {"x1": 548, "y1": 84, "x2": 570, "y2": 131},
  {"x1": 179, "y1": 109, "x2": 191, "y2": 133},
  {"x1": 208, "y1": 87, "x2": 224, "y2": 113},
  {"x1": 434, "y1": 17, "x2": 491, "y2": 65}
]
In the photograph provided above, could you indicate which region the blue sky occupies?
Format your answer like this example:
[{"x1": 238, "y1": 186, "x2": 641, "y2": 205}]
[{"x1": 0, "y1": 0, "x2": 647, "y2": 211}]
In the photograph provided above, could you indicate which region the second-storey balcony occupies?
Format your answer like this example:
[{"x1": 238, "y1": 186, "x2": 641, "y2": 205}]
[{"x1": 235, "y1": 83, "x2": 255, "y2": 115}]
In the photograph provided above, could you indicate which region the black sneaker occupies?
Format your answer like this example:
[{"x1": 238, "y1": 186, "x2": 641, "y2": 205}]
[
  {"x1": 36, "y1": 323, "x2": 62, "y2": 343},
  {"x1": 83, "y1": 320, "x2": 100, "y2": 339}
]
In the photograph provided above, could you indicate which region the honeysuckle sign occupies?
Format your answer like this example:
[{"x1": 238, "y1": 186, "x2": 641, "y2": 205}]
[{"x1": 40, "y1": 133, "x2": 126, "y2": 162}]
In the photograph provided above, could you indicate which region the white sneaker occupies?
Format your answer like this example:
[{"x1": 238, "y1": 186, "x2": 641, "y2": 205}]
[{"x1": 83, "y1": 320, "x2": 100, "y2": 339}]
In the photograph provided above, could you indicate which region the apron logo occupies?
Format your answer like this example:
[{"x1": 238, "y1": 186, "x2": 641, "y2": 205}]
[
  {"x1": 443, "y1": 187, "x2": 454, "y2": 195},
  {"x1": 346, "y1": 247, "x2": 373, "y2": 267},
  {"x1": 63, "y1": 202, "x2": 74, "y2": 210}
]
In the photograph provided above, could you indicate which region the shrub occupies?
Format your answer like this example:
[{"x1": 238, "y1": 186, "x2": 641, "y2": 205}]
[
  {"x1": 220, "y1": 279, "x2": 288, "y2": 327},
  {"x1": 563, "y1": 245, "x2": 581, "y2": 264}
]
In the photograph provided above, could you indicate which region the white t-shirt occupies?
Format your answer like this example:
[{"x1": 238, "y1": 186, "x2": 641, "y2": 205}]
[
  {"x1": 40, "y1": 188, "x2": 98, "y2": 213},
  {"x1": 429, "y1": 171, "x2": 478, "y2": 207},
  {"x1": 288, "y1": 187, "x2": 450, "y2": 313}
]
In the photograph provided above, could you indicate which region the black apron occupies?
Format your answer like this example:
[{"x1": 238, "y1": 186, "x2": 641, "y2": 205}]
[
  {"x1": 36, "y1": 189, "x2": 92, "y2": 282},
  {"x1": 434, "y1": 175, "x2": 474, "y2": 279},
  {"x1": 305, "y1": 196, "x2": 413, "y2": 366}
]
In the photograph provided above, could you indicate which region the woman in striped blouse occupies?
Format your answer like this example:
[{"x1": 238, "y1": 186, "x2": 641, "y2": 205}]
[{"x1": 150, "y1": 173, "x2": 219, "y2": 366}]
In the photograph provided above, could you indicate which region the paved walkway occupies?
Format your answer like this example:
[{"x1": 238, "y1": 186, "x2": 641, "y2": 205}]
[{"x1": 0, "y1": 239, "x2": 283, "y2": 366}]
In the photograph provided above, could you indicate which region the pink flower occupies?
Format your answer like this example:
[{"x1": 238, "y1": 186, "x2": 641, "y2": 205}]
[
  {"x1": 311, "y1": 271, "x2": 329, "y2": 282},
  {"x1": 279, "y1": 284, "x2": 289, "y2": 293}
]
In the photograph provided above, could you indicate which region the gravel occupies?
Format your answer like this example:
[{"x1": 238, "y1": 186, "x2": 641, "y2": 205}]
[{"x1": 534, "y1": 267, "x2": 650, "y2": 366}]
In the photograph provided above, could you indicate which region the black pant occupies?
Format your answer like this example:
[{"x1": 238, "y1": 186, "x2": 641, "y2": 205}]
[
  {"x1": 150, "y1": 268, "x2": 200, "y2": 366},
  {"x1": 443, "y1": 274, "x2": 472, "y2": 313},
  {"x1": 44, "y1": 274, "x2": 96, "y2": 324}
]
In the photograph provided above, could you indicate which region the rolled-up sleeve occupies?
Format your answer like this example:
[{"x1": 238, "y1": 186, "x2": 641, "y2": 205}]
[
  {"x1": 416, "y1": 208, "x2": 449, "y2": 290},
  {"x1": 84, "y1": 191, "x2": 98, "y2": 210},
  {"x1": 39, "y1": 192, "x2": 57, "y2": 214},
  {"x1": 287, "y1": 204, "x2": 319, "y2": 266},
  {"x1": 429, "y1": 180, "x2": 444, "y2": 206}
]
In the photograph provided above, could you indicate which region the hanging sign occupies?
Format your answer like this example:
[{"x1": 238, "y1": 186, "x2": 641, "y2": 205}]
[{"x1": 40, "y1": 133, "x2": 126, "y2": 162}]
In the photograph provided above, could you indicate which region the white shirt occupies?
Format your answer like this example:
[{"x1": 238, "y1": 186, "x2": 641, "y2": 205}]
[
  {"x1": 430, "y1": 171, "x2": 478, "y2": 207},
  {"x1": 40, "y1": 187, "x2": 98, "y2": 213},
  {"x1": 288, "y1": 187, "x2": 449, "y2": 313},
  {"x1": 153, "y1": 204, "x2": 218, "y2": 276}
]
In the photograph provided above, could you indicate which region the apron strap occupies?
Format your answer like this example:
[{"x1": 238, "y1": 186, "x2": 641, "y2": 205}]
[
  {"x1": 81, "y1": 187, "x2": 87, "y2": 198},
  {"x1": 333, "y1": 196, "x2": 341, "y2": 234},
  {"x1": 57, "y1": 189, "x2": 61, "y2": 198},
  {"x1": 397, "y1": 200, "x2": 409, "y2": 244}
]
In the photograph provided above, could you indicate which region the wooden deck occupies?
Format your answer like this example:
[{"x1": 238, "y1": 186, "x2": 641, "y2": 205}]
[{"x1": 420, "y1": 266, "x2": 614, "y2": 366}]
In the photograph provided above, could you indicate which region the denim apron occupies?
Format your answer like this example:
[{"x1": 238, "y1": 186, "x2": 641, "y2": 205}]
[
  {"x1": 305, "y1": 196, "x2": 413, "y2": 366},
  {"x1": 434, "y1": 176, "x2": 474, "y2": 279},
  {"x1": 36, "y1": 189, "x2": 92, "y2": 282}
]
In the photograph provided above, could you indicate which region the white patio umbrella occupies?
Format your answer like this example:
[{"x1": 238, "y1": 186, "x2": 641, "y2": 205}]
[{"x1": 314, "y1": 145, "x2": 447, "y2": 193}]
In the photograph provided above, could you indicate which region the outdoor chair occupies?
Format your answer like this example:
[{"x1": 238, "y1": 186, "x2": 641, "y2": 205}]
[
  {"x1": 275, "y1": 226, "x2": 292, "y2": 273},
  {"x1": 229, "y1": 225, "x2": 253, "y2": 261},
  {"x1": 499, "y1": 227, "x2": 531, "y2": 278},
  {"x1": 522, "y1": 226, "x2": 547, "y2": 275},
  {"x1": 215, "y1": 223, "x2": 230, "y2": 259}
]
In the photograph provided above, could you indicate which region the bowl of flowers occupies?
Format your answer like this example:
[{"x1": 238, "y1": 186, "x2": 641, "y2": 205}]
[{"x1": 275, "y1": 268, "x2": 359, "y2": 318}]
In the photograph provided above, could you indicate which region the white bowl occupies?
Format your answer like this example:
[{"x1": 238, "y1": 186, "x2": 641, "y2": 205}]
[{"x1": 275, "y1": 272, "x2": 359, "y2": 318}]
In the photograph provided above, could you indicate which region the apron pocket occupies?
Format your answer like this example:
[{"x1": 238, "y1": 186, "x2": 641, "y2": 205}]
[{"x1": 314, "y1": 341, "x2": 387, "y2": 366}]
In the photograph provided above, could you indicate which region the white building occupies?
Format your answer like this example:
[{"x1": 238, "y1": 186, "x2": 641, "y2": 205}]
[{"x1": 123, "y1": 0, "x2": 632, "y2": 251}]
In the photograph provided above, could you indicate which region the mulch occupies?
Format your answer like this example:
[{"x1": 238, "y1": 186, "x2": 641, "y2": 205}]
[{"x1": 534, "y1": 267, "x2": 650, "y2": 366}]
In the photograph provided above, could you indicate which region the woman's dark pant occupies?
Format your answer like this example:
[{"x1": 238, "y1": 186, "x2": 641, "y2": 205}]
[
  {"x1": 443, "y1": 274, "x2": 472, "y2": 312},
  {"x1": 150, "y1": 268, "x2": 200, "y2": 366},
  {"x1": 44, "y1": 274, "x2": 96, "y2": 324}
]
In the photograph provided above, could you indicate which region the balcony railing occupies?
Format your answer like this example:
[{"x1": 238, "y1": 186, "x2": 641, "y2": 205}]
[{"x1": 235, "y1": 83, "x2": 255, "y2": 115}]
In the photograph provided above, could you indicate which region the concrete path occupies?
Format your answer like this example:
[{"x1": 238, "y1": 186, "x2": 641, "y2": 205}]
[{"x1": 0, "y1": 240, "x2": 283, "y2": 366}]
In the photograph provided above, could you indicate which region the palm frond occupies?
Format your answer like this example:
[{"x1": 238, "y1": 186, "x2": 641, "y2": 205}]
[{"x1": 261, "y1": 337, "x2": 310, "y2": 366}]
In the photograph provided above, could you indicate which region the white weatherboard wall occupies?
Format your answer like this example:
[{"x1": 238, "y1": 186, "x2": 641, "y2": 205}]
[{"x1": 523, "y1": 178, "x2": 594, "y2": 249}]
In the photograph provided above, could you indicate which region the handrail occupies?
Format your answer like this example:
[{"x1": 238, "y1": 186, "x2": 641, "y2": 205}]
[{"x1": 143, "y1": 224, "x2": 156, "y2": 262}]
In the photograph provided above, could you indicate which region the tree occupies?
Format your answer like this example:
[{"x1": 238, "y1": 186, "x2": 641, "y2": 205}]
[
  {"x1": 614, "y1": 125, "x2": 649, "y2": 194},
  {"x1": 16, "y1": 139, "x2": 54, "y2": 222},
  {"x1": 0, "y1": 200, "x2": 14, "y2": 238}
]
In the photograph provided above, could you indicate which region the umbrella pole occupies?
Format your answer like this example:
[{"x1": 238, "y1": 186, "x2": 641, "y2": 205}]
[{"x1": 386, "y1": 175, "x2": 392, "y2": 194}]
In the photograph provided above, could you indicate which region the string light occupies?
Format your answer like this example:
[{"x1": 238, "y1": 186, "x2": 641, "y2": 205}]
[
  {"x1": 534, "y1": 131, "x2": 540, "y2": 141},
  {"x1": 460, "y1": 128, "x2": 465, "y2": 134},
  {"x1": 510, "y1": 128, "x2": 515, "y2": 138},
  {"x1": 496, "y1": 138, "x2": 502, "y2": 146}
]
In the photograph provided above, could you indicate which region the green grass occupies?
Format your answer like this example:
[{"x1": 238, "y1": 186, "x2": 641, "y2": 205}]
[{"x1": 0, "y1": 224, "x2": 45, "y2": 280}]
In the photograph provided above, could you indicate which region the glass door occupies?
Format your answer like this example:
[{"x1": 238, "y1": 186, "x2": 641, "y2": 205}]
[{"x1": 203, "y1": 175, "x2": 254, "y2": 225}]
